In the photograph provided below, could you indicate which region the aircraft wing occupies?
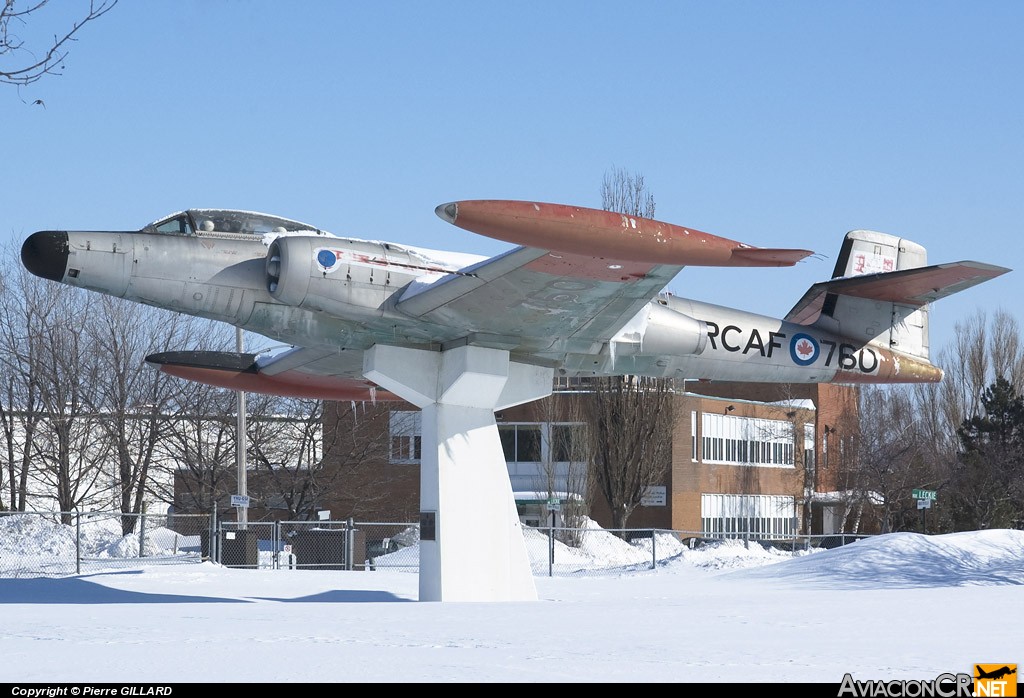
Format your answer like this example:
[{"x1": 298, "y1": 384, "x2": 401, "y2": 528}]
[
  {"x1": 148, "y1": 248, "x2": 689, "y2": 397},
  {"x1": 396, "y1": 200, "x2": 813, "y2": 353},
  {"x1": 396, "y1": 246, "x2": 686, "y2": 352}
]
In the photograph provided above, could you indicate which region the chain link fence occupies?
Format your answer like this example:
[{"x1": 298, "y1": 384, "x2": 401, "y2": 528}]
[
  {"x1": 526, "y1": 526, "x2": 873, "y2": 577},
  {"x1": 0, "y1": 510, "x2": 870, "y2": 578},
  {"x1": 0, "y1": 510, "x2": 208, "y2": 577}
]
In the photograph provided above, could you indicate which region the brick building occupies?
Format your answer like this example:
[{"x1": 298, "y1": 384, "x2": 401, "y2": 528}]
[{"x1": 316, "y1": 380, "x2": 867, "y2": 537}]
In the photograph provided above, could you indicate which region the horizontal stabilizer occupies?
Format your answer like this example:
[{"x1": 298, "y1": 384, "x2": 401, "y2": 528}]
[
  {"x1": 785, "y1": 261, "x2": 1011, "y2": 325},
  {"x1": 147, "y1": 350, "x2": 400, "y2": 401}
]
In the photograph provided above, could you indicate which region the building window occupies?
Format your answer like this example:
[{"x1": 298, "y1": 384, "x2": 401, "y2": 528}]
[
  {"x1": 499, "y1": 424, "x2": 542, "y2": 463},
  {"x1": 389, "y1": 411, "x2": 421, "y2": 463},
  {"x1": 550, "y1": 423, "x2": 585, "y2": 462},
  {"x1": 691, "y1": 411, "x2": 698, "y2": 460},
  {"x1": 701, "y1": 412, "x2": 796, "y2": 468},
  {"x1": 700, "y1": 493, "x2": 796, "y2": 539},
  {"x1": 803, "y1": 423, "x2": 815, "y2": 472}
]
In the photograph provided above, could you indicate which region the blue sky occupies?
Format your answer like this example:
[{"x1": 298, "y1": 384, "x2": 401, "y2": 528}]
[{"x1": 4, "y1": 1, "x2": 1022, "y2": 355}]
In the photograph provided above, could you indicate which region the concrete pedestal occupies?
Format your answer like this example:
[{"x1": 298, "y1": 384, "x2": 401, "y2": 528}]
[{"x1": 364, "y1": 344, "x2": 553, "y2": 601}]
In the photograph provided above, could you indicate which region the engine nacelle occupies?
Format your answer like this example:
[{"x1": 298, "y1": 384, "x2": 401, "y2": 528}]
[
  {"x1": 266, "y1": 234, "x2": 431, "y2": 322},
  {"x1": 266, "y1": 235, "x2": 396, "y2": 320},
  {"x1": 638, "y1": 302, "x2": 708, "y2": 357},
  {"x1": 266, "y1": 236, "x2": 314, "y2": 306}
]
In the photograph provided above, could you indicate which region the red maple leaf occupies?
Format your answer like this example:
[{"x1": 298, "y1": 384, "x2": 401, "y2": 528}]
[{"x1": 796, "y1": 339, "x2": 815, "y2": 358}]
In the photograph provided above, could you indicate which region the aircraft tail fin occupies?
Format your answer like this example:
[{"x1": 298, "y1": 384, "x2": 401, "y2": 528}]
[{"x1": 785, "y1": 230, "x2": 1010, "y2": 361}]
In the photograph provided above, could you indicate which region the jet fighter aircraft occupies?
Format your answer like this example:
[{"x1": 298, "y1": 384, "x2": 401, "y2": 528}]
[{"x1": 20, "y1": 200, "x2": 1010, "y2": 399}]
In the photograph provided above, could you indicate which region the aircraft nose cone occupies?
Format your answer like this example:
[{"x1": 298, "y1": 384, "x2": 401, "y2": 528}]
[{"x1": 21, "y1": 230, "x2": 70, "y2": 281}]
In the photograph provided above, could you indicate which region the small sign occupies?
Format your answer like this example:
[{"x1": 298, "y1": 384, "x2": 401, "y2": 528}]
[
  {"x1": 317, "y1": 510, "x2": 331, "y2": 521},
  {"x1": 917, "y1": 499, "x2": 932, "y2": 509},
  {"x1": 420, "y1": 511, "x2": 437, "y2": 541},
  {"x1": 641, "y1": 486, "x2": 667, "y2": 507},
  {"x1": 546, "y1": 497, "x2": 561, "y2": 512},
  {"x1": 912, "y1": 489, "x2": 937, "y2": 501},
  {"x1": 230, "y1": 494, "x2": 250, "y2": 508}
]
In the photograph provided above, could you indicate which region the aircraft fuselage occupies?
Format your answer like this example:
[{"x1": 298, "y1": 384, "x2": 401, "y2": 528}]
[{"x1": 21, "y1": 223, "x2": 942, "y2": 385}]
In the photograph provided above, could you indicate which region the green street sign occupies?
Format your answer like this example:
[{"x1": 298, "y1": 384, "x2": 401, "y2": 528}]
[{"x1": 912, "y1": 488, "x2": 937, "y2": 501}]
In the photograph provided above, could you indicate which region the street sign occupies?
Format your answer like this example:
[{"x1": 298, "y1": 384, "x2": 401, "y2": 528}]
[
  {"x1": 547, "y1": 497, "x2": 561, "y2": 512},
  {"x1": 917, "y1": 499, "x2": 931, "y2": 509},
  {"x1": 230, "y1": 494, "x2": 250, "y2": 508},
  {"x1": 912, "y1": 489, "x2": 937, "y2": 501}
]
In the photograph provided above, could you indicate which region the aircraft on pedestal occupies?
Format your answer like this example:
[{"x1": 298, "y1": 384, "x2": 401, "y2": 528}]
[
  {"x1": 20, "y1": 200, "x2": 1009, "y2": 398},
  {"x1": 25, "y1": 199, "x2": 1010, "y2": 603}
]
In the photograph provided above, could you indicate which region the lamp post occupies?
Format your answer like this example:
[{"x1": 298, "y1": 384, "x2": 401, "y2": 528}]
[{"x1": 236, "y1": 327, "x2": 247, "y2": 529}]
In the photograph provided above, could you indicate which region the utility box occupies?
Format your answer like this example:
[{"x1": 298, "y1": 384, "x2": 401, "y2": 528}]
[
  {"x1": 291, "y1": 528, "x2": 366, "y2": 570},
  {"x1": 220, "y1": 529, "x2": 259, "y2": 568}
]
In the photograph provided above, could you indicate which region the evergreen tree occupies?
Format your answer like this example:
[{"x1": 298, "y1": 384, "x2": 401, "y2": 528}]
[{"x1": 950, "y1": 377, "x2": 1024, "y2": 529}]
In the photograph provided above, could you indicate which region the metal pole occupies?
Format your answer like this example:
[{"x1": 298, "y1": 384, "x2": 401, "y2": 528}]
[
  {"x1": 75, "y1": 511, "x2": 81, "y2": 575},
  {"x1": 211, "y1": 501, "x2": 218, "y2": 563},
  {"x1": 548, "y1": 510, "x2": 555, "y2": 577},
  {"x1": 346, "y1": 517, "x2": 355, "y2": 571},
  {"x1": 236, "y1": 327, "x2": 248, "y2": 530},
  {"x1": 273, "y1": 520, "x2": 279, "y2": 570},
  {"x1": 651, "y1": 529, "x2": 657, "y2": 571},
  {"x1": 138, "y1": 502, "x2": 147, "y2": 558}
]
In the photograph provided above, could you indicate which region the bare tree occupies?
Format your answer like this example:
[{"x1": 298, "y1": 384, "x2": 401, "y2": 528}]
[
  {"x1": 88, "y1": 295, "x2": 203, "y2": 532},
  {"x1": 928, "y1": 310, "x2": 1024, "y2": 440},
  {"x1": 602, "y1": 166, "x2": 656, "y2": 220},
  {"x1": 0, "y1": 250, "x2": 48, "y2": 510},
  {"x1": 529, "y1": 393, "x2": 590, "y2": 542},
  {"x1": 246, "y1": 394, "x2": 329, "y2": 521},
  {"x1": 584, "y1": 375, "x2": 675, "y2": 532},
  {"x1": 1, "y1": 1, "x2": 118, "y2": 90},
  {"x1": 152, "y1": 379, "x2": 238, "y2": 515},
  {"x1": 580, "y1": 167, "x2": 675, "y2": 533},
  {"x1": 316, "y1": 401, "x2": 409, "y2": 521},
  {"x1": 851, "y1": 386, "x2": 931, "y2": 532},
  {"x1": 910, "y1": 308, "x2": 1024, "y2": 531},
  {"x1": 24, "y1": 277, "x2": 111, "y2": 522}
]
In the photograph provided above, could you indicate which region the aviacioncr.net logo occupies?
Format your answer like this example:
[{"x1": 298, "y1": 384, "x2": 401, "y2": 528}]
[{"x1": 838, "y1": 673, "x2": 973, "y2": 697}]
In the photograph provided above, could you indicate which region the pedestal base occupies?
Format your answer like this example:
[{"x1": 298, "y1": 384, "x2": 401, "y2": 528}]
[{"x1": 365, "y1": 344, "x2": 553, "y2": 601}]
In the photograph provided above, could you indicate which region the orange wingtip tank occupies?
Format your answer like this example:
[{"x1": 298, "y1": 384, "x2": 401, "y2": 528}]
[{"x1": 436, "y1": 200, "x2": 813, "y2": 267}]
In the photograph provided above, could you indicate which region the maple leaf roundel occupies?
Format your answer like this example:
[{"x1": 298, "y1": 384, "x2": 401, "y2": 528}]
[{"x1": 789, "y1": 332, "x2": 820, "y2": 366}]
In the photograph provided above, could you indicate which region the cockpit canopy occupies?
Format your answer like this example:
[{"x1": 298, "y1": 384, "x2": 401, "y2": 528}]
[{"x1": 144, "y1": 209, "x2": 322, "y2": 236}]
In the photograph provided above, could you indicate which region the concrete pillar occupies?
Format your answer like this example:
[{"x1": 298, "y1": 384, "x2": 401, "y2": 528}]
[{"x1": 364, "y1": 344, "x2": 553, "y2": 601}]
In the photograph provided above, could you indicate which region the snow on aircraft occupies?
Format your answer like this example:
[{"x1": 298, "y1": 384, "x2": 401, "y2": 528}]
[{"x1": 20, "y1": 200, "x2": 1010, "y2": 399}]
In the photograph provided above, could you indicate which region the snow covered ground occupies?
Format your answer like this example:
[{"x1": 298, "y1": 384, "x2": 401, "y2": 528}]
[{"x1": 1, "y1": 518, "x2": 1021, "y2": 684}]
